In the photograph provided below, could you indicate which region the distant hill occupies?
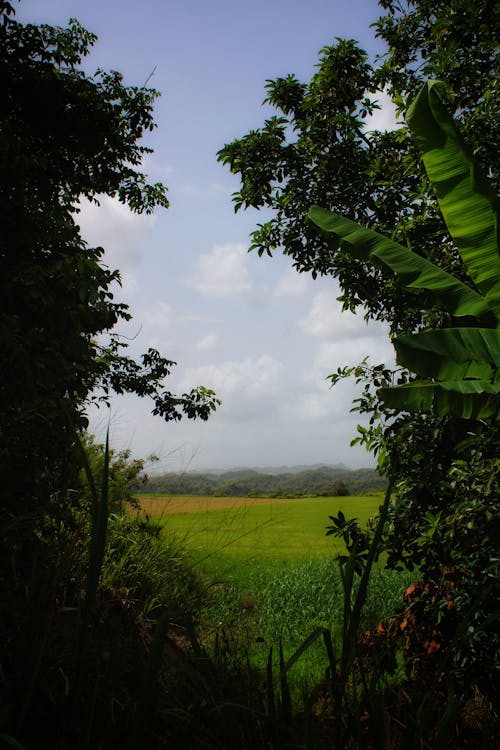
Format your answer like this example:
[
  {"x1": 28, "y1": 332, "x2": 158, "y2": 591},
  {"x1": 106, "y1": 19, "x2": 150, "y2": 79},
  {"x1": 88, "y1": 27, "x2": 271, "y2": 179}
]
[
  {"x1": 191, "y1": 462, "x2": 349, "y2": 475},
  {"x1": 235, "y1": 462, "x2": 349, "y2": 475},
  {"x1": 139, "y1": 464, "x2": 386, "y2": 497},
  {"x1": 187, "y1": 463, "x2": 348, "y2": 476}
]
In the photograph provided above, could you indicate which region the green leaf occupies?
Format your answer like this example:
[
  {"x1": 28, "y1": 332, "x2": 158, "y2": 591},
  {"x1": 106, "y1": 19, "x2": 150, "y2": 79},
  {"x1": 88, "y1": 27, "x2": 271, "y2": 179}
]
[
  {"x1": 309, "y1": 82, "x2": 500, "y2": 423},
  {"x1": 308, "y1": 206, "x2": 494, "y2": 321},
  {"x1": 393, "y1": 328, "x2": 500, "y2": 380},
  {"x1": 379, "y1": 380, "x2": 500, "y2": 420},
  {"x1": 407, "y1": 80, "x2": 500, "y2": 318}
]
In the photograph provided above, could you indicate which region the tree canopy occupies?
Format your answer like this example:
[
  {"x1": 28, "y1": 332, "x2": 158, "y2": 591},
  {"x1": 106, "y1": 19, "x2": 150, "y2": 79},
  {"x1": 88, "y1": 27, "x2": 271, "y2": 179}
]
[
  {"x1": 310, "y1": 80, "x2": 500, "y2": 420},
  {"x1": 218, "y1": 0, "x2": 499, "y2": 334},
  {"x1": 0, "y1": 1, "x2": 218, "y2": 514}
]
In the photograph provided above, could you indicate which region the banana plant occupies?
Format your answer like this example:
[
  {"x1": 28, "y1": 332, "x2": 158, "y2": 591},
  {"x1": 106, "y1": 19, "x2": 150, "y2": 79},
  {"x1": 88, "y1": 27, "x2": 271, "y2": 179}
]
[{"x1": 308, "y1": 80, "x2": 500, "y2": 420}]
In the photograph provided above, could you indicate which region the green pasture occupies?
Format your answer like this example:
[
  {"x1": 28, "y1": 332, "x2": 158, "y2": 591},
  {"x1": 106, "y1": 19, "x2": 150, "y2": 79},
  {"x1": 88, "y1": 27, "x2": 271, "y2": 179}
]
[
  {"x1": 152, "y1": 493, "x2": 386, "y2": 593},
  {"x1": 149, "y1": 493, "x2": 411, "y2": 695},
  {"x1": 156, "y1": 494, "x2": 382, "y2": 566}
]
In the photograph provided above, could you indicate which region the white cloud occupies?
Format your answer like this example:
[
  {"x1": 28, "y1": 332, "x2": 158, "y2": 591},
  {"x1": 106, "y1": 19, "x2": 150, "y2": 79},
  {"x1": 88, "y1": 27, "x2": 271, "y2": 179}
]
[
  {"x1": 288, "y1": 391, "x2": 332, "y2": 423},
  {"x1": 364, "y1": 89, "x2": 401, "y2": 133},
  {"x1": 140, "y1": 154, "x2": 175, "y2": 181},
  {"x1": 176, "y1": 355, "x2": 284, "y2": 422},
  {"x1": 209, "y1": 183, "x2": 233, "y2": 196},
  {"x1": 274, "y1": 268, "x2": 312, "y2": 297},
  {"x1": 195, "y1": 332, "x2": 219, "y2": 351},
  {"x1": 181, "y1": 355, "x2": 283, "y2": 398},
  {"x1": 315, "y1": 337, "x2": 394, "y2": 374},
  {"x1": 298, "y1": 291, "x2": 395, "y2": 385},
  {"x1": 299, "y1": 291, "x2": 366, "y2": 339},
  {"x1": 115, "y1": 269, "x2": 138, "y2": 295},
  {"x1": 142, "y1": 302, "x2": 173, "y2": 328},
  {"x1": 187, "y1": 243, "x2": 251, "y2": 297},
  {"x1": 76, "y1": 195, "x2": 157, "y2": 272},
  {"x1": 174, "y1": 182, "x2": 233, "y2": 197}
]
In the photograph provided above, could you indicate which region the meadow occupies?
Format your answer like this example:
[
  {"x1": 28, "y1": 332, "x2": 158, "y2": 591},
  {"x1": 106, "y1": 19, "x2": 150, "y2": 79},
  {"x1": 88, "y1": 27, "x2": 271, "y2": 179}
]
[
  {"x1": 135, "y1": 493, "x2": 413, "y2": 695},
  {"x1": 137, "y1": 492, "x2": 383, "y2": 563}
]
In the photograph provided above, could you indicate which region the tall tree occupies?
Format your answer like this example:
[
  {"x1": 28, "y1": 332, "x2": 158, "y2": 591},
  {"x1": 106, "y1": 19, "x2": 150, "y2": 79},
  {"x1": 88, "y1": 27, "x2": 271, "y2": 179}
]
[
  {"x1": 0, "y1": 1, "x2": 218, "y2": 517},
  {"x1": 218, "y1": 0, "x2": 499, "y2": 333}
]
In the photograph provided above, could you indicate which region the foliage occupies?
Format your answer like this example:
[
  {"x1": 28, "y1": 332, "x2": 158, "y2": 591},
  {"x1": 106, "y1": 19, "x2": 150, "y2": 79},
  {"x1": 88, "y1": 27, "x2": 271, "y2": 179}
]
[
  {"x1": 218, "y1": 1, "x2": 499, "y2": 335},
  {"x1": 0, "y1": 496, "x2": 210, "y2": 749},
  {"x1": 78, "y1": 434, "x2": 153, "y2": 512},
  {"x1": 218, "y1": 38, "x2": 421, "y2": 332},
  {"x1": 374, "y1": 0, "x2": 499, "y2": 174},
  {"x1": 0, "y1": 1, "x2": 218, "y2": 518},
  {"x1": 310, "y1": 81, "x2": 500, "y2": 706},
  {"x1": 309, "y1": 79, "x2": 500, "y2": 420},
  {"x1": 219, "y1": 0, "x2": 499, "y2": 712},
  {"x1": 97, "y1": 513, "x2": 208, "y2": 624},
  {"x1": 0, "y1": 6, "x2": 220, "y2": 747},
  {"x1": 326, "y1": 509, "x2": 373, "y2": 574},
  {"x1": 332, "y1": 360, "x2": 500, "y2": 703}
]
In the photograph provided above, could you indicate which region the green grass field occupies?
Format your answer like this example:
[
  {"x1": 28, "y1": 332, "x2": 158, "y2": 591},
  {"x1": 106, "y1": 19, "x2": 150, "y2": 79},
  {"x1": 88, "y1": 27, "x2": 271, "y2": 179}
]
[
  {"x1": 146, "y1": 493, "x2": 383, "y2": 567},
  {"x1": 136, "y1": 493, "x2": 412, "y2": 697}
]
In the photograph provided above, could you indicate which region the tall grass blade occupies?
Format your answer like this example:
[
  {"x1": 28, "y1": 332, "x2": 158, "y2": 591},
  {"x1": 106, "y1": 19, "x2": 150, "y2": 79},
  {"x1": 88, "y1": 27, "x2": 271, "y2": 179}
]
[
  {"x1": 321, "y1": 627, "x2": 337, "y2": 676},
  {"x1": 266, "y1": 645, "x2": 276, "y2": 721},
  {"x1": 15, "y1": 627, "x2": 49, "y2": 737},
  {"x1": 434, "y1": 693, "x2": 460, "y2": 750},
  {"x1": 69, "y1": 424, "x2": 111, "y2": 733},
  {"x1": 74, "y1": 426, "x2": 110, "y2": 650},
  {"x1": 279, "y1": 640, "x2": 292, "y2": 726},
  {"x1": 85, "y1": 427, "x2": 110, "y2": 616},
  {"x1": 348, "y1": 484, "x2": 392, "y2": 647},
  {"x1": 0, "y1": 734, "x2": 29, "y2": 750},
  {"x1": 340, "y1": 537, "x2": 358, "y2": 675},
  {"x1": 284, "y1": 626, "x2": 330, "y2": 673},
  {"x1": 133, "y1": 609, "x2": 171, "y2": 742},
  {"x1": 80, "y1": 677, "x2": 100, "y2": 750}
]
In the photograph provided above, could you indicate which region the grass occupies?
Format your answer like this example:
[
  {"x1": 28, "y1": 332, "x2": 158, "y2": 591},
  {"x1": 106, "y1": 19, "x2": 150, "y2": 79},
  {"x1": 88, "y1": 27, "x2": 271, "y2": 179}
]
[
  {"x1": 133, "y1": 493, "x2": 413, "y2": 701},
  {"x1": 137, "y1": 493, "x2": 384, "y2": 564}
]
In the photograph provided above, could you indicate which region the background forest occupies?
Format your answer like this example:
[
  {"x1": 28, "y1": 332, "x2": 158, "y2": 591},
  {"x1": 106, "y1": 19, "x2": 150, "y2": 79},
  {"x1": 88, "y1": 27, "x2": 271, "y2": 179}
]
[
  {"x1": 139, "y1": 464, "x2": 384, "y2": 497},
  {"x1": 1, "y1": 1, "x2": 498, "y2": 748}
]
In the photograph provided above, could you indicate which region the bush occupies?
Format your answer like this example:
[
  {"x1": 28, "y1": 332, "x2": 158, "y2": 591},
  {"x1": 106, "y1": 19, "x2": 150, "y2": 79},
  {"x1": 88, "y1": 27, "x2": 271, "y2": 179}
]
[{"x1": 101, "y1": 513, "x2": 207, "y2": 626}]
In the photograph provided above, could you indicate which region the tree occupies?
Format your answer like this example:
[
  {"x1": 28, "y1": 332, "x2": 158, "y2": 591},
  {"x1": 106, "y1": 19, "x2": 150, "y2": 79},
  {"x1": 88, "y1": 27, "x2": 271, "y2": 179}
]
[
  {"x1": 218, "y1": 38, "x2": 424, "y2": 332},
  {"x1": 218, "y1": 1, "x2": 499, "y2": 700},
  {"x1": 217, "y1": 0, "x2": 499, "y2": 334},
  {"x1": 375, "y1": 0, "x2": 499, "y2": 173},
  {"x1": 0, "y1": 1, "x2": 218, "y2": 518},
  {"x1": 310, "y1": 80, "x2": 500, "y2": 420},
  {"x1": 310, "y1": 80, "x2": 500, "y2": 696},
  {"x1": 78, "y1": 434, "x2": 154, "y2": 512}
]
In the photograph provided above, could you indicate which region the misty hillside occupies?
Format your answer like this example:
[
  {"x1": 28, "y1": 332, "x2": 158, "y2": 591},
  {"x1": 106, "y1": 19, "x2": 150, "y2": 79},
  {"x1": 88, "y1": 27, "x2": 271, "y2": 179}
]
[{"x1": 139, "y1": 464, "x2": 386, "y2": 497}]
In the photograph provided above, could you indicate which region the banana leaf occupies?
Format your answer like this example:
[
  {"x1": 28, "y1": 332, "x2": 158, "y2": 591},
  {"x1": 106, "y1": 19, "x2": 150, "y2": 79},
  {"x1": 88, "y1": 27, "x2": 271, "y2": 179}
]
[
  {"x1": 308, "y1": 80, "x2": 500, "y2": 421},
  {"x1": 308, "y1": 206, "x2": 494, "y2": 321},
  {"x1": 379, "y1": 380, "x2": 500, "y2": 420},
  {"x1": 406, "y1": 81, "x2": 500, "y2": 318},
  {"x1": 393, "y1": 328, "x2": 500, "y2": 380}
]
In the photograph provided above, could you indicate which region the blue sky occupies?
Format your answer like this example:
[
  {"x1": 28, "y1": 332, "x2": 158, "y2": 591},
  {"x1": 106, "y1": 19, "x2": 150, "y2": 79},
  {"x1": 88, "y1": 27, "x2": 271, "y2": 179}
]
[{"x1": 17, "y1": 0, "x2": 398, "y2": 471}]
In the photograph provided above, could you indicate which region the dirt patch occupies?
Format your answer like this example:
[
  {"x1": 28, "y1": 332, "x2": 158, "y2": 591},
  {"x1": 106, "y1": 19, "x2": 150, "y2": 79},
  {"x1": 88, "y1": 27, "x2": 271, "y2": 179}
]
[{"x1": 133, "y1": 495, "x2": 297, "y2": 516}]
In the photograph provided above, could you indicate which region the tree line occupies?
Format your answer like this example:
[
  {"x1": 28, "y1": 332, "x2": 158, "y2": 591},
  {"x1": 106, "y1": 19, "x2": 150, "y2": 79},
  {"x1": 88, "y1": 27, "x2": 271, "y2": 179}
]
[{"x1": 139, "y1": 465, "x2": 386, "y2": 497}]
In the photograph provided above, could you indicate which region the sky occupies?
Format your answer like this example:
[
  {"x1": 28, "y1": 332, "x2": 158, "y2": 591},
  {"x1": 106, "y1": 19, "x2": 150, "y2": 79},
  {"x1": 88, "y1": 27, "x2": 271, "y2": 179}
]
[{"x1": 16, "y1": 0, "x2": 399, "y2": 472}]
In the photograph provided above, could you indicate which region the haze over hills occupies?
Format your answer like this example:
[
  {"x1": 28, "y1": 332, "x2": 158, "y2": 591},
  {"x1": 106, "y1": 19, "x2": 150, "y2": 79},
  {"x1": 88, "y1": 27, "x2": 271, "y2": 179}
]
[
  {"x1": 184, "y1": 463, "x2": 350, "y2": 476},
  {"x1": 140, "y1": 464, "x2": 385, "y2": 497}
]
